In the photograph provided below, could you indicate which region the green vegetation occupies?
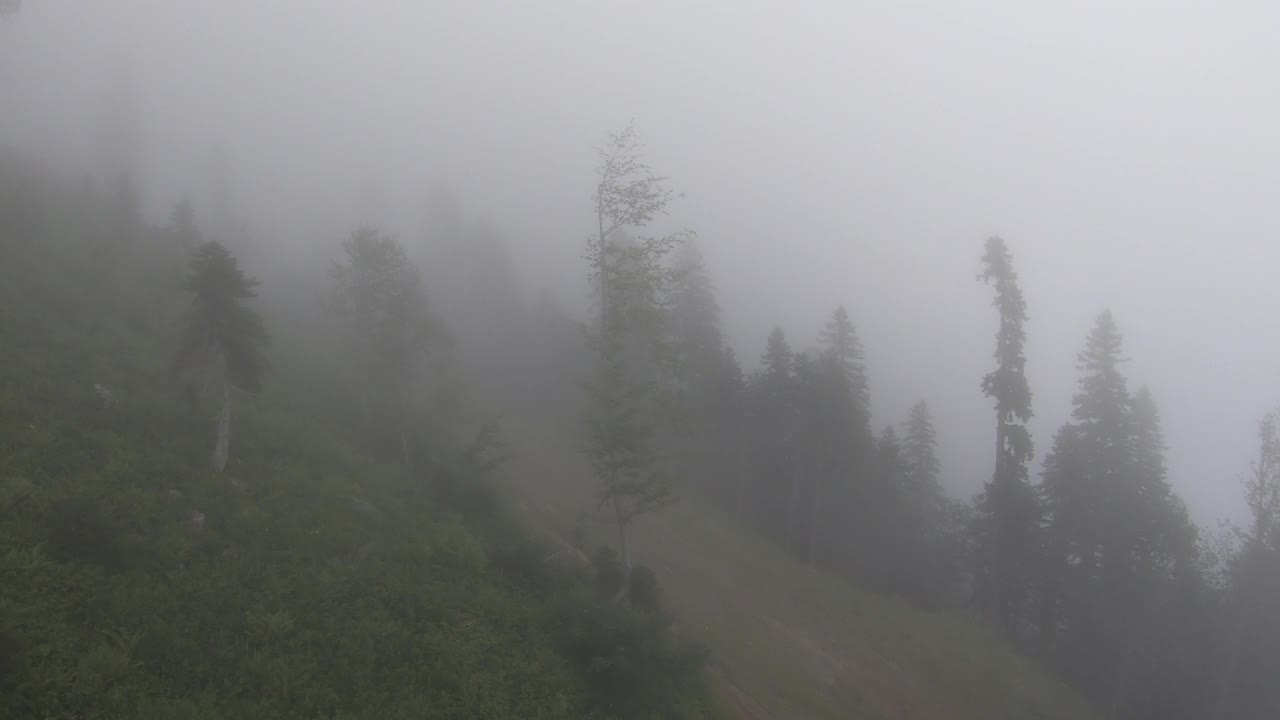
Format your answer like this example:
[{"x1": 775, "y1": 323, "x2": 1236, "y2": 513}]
[{"x1": 0, "y1": 165, "x2": 717, "y2": 719}]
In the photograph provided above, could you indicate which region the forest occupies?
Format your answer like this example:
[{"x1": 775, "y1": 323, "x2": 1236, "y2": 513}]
[{"x1": 4, "y1": 2, "x2": 1280, "y2": 720}]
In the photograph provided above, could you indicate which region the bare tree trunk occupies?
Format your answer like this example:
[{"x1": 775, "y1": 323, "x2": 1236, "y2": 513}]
[
  {"x1": 988, "y1": 421, "x2": 1006, "y2": 631},
  {"x1": 213, "y1": 369, "x2": 231, "y2": 473}
]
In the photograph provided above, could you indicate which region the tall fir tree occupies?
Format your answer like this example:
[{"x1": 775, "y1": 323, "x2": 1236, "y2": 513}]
[
  {"x1": 1039, "y1": 311, "x2": 1135, "y2": 707},
  {"x1": 1040, "y1": 312, "x2": 1204, "y2": 719},
  {"x1": 974, "y1": 236, "x2": 1039, "y2": 634},
  {"x1": 903, "y1": 400, "x2": 943, "y2": 505},
  {"x1": 818, "y1": 306, "x2": 871, "y2": 443}
]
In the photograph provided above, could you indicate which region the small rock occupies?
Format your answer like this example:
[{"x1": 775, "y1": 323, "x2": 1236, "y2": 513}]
[
  {"x1": 166, "y1": 489, "x2": 183, "y2": 499},
  {"x1": 189, "y1": 510, "x2": 206, "y2": 532}
]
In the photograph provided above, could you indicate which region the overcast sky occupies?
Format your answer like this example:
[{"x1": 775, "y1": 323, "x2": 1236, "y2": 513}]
[{"x1": 5, "y1": 0, "x2": 1279, "y2": 524}]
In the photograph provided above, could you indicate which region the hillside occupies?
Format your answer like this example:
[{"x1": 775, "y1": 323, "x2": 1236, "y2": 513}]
[
  {"x1": 0, "y1": 225, "x2": 716, "y2": 718},
  {"x1": 0, "y1": 167, "x2": 1094, "y2": 720},
  {"x1": 495, "y1": 415, "x2": 1101, "y2": 720}
]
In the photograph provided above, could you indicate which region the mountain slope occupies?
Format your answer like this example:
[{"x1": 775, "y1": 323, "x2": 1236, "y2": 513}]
[
  {"x1": 495, "y1": 415, "x2": 1100, "y2": 720},
  {"x1": 0, "y1": 220, "x2": 716, "y2": 718}
]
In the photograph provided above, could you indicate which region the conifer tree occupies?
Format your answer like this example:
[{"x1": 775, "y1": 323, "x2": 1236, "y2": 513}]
[
  {"x1": 974, "y1": 235, "x2": 1039, "y2": 633},
  {"x1": 173, "y1": 241, "x2": 269, "y2": 472},
  {"x1": 818, "y1": 306, "x2": 871, "y2": 443},
  {"x1": 758, "y1": 327, "x2": 794, "y2": 405},
  {"x1": 1040, "y1": 313, "x2": 1203, "y2": 718},
  {"x1": 796, "y1": 308, "x2": 875, "y2": 570},
  {"x1": 903, "y1": 400, "x2": 942, "y2": 504}
]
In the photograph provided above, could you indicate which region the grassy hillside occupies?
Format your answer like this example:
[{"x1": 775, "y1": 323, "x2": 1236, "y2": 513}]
[
  {"x1": 0, "y1": 163, "x2": 1095, "y2": 719},
  {"x1": 494, "y1": 415, "x2": 1101, "y2": 720},
  {"x1": 0, "y1": 223, "x2": 715, "y2": 718}
]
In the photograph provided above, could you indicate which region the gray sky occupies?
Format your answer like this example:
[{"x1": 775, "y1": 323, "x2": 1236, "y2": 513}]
[{"x1": 5, "y1": 0, "x2": 1279, "y2": 524}]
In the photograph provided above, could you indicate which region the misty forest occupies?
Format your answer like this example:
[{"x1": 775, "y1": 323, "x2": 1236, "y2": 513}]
[{"x1": 3, "y1": 2, "x2": 1280, "y2": 720}]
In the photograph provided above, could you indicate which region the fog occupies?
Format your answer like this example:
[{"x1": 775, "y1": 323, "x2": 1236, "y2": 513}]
[{"x1": 5, "y1": 0, "x2": 1280, "y2": 526}]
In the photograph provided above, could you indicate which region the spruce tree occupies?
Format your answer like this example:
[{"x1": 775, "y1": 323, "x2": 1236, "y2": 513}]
[
  {"x1": 818, "y1": 306, "x2": 871, "y2": 443},
  {"x1": 1041, "y1": 313, "x2": 1204, "y2": 718},
  {"x1": 173, "y1": 241, "x2": 269, "y2": 472},
  {"x1": 903, "y1": 400, "x2": 942, "y2": 503}
]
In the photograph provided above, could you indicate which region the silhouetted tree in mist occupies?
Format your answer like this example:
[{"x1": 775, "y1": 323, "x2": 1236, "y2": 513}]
[
  {"x1": 173, "y1": 242, "x2": 269, "y2": 473},
  {"x1": 1039, "y1": 312, "x2": 1205, "y2": 719},
  {"x1": 973, "y1": 235, "x2": 1039, "y2": 635}
]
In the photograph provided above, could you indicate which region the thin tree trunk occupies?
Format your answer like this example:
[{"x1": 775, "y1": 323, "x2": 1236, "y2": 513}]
[
  {"x1": 213, "y1": 369, "x2": 231, "y2": 473},
  {"x1": 989, "y1": 420, "x2": 1006, "y2": 630}
]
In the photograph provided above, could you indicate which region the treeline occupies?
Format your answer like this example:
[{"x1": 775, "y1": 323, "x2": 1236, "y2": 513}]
[
  {"x1": 345, "y1": 129, "x2": 1280, "y2": 720},
  {"x1": 8, "y1": 113, "x2": 1280, "y2": 719},
  {"x1": 649, "y1": 232, "x2": 1278, "y2": 720}
]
